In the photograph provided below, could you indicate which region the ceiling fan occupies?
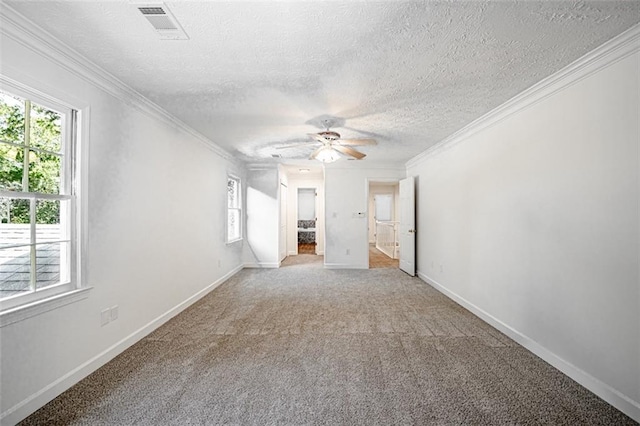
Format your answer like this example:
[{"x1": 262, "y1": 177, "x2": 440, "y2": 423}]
[{"x1": 278, "y1": 120, "x2": 377, "y2": 163}]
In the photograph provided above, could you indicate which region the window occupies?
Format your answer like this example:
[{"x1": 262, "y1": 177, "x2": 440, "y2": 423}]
[
  {"x1": 374, "y1": 194, "x2": 393, "y2": 221},
  {"x1": 227, "y1": 175, "x2": 242, "y2": 243},
  {"x1": 0, "y1": 86, "x2": 82, "y2": 315}
]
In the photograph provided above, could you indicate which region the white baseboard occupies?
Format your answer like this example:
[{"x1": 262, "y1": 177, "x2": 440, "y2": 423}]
[
  {"x1": 243, "y1": 262, "x2": 279, "y2": 268},
  {"x1": 416, "y1": 271, "x2": 640, "y2": 422},
  {"x1": 1, "y1": 264, "x2": 244, "y2": 426}
]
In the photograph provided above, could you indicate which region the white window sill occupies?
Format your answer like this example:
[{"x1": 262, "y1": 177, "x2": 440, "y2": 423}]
[
  {"x1": 0, "y1": 287, "x2": 93, "y2": 327},
  {"x1": 226, "y1": 237, "x2": 243, "y2": 245}
]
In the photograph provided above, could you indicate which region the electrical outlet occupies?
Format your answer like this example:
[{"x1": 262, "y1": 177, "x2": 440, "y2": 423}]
[
  {"x1": 100, "y1": 309, "x2": 110, "y2": 326},
  {"x1": 218, "y1": 260, "x2": 221, "y2": 268},
  {"x1": 110, "y1": 305, "x2": 119, "y2": 321},
  {"x1": 346, "y1": 248, "x2": 350, "y2": 255},
  {"x1": 439, "y1": 263, "x2": 444, "y2": 273}
]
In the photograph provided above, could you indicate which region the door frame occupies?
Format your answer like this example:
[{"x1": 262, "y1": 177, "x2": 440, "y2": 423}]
[
  {"x1": 365, "y1": 178, "x2": 401, "y2": 269},
  {"x1": 296, "y1": 186, "x2": 319, "y2": 254}
]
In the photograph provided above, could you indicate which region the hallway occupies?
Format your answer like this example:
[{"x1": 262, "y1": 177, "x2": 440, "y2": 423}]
[{"x1": 369, "y1": 244, "x2": 399, "y2": 269}]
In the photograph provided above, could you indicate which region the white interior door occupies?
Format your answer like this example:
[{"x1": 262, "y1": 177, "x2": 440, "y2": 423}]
[
  {"x1": 279, "y1": 183, "x2": 287, "y2": 262},
  {"x1": 399, "y1": 176, "x2": 416, "y2": 276}
]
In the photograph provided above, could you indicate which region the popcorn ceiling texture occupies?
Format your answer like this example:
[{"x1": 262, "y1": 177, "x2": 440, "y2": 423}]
[{"x1": 7, "y1": 1, "x2": 640, "y2": 163}]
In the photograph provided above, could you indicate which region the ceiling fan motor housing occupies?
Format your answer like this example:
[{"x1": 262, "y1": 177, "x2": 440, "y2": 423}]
[{"x1": 318, "y1": 131, "x2": 341, "y2": 141}]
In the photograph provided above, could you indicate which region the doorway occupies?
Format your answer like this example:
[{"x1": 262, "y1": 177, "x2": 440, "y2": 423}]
[
  {"x1": 297, "y1": 188, "x2": 317, "y2": 255},
  {"x1": 368, "y1": 181, "x2": 400, "y2": 269}
]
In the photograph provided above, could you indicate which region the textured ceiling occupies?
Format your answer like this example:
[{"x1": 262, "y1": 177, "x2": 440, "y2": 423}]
[{"x1": 6, "y1": 1, "x2": 640, "y2": 164}]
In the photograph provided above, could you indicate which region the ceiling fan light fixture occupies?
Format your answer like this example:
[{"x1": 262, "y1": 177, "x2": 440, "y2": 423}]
[{"x1": 315, "y1": 146, "x2": 341, "y2": 163}]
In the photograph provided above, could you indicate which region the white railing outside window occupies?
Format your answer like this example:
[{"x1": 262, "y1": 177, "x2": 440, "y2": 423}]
[{"x1": 375, "y1": 220, "x2": 398, "y2": 259}]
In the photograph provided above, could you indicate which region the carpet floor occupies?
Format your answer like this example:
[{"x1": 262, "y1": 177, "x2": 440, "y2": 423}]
[{"x1": 21, "y1": 259, "x2": 635, "y2": 425}]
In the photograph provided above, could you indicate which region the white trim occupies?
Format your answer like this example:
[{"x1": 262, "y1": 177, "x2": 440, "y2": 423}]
[
  {"x1": 323, "y1": 263, "x2": 367, "y2": 270},
  {"x1": 0, "y1": 80, "x2": 85, "y2": 314},
  {"x1": 0, "y1": 4, "x2": 236, "y2": 164},
  {"x1": 406, "y1": 23, "x2": 640, "y2": 168},
  {"x1": 0, "y1": 287, "x2": 92, "y2": 327},
  {"x1": 417, "y1": 271, "x2": 640, "y2": 423},
  {"x1": 243, "y1": 262, "x2": 279, "y2": 268},
  {"x1": 0, "y1": 264, "x2": 243, "y2": 425}
]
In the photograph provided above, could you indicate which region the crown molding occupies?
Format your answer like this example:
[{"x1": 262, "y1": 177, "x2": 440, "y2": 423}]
[
  {"x1": 0, "y1": 4, "x2": 237, "y2": 164},
  {"x1": 406, "y1": 23, "x2": 640, "y2": 169}
]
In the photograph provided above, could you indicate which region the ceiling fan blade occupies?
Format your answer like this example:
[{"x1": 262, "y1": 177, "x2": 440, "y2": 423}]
[
  {"x1": 308, "y1": 133, "x2": 329, "y2": 143},
  {"x1": 333, "y1": 145, "x2": 366, "y2": 160},
  {"x1": 309, "y1": 146, "x2": 324, "y2": 160},
  {"x1": 337, "y1": 138, "x2": 377, "y2": 146}
]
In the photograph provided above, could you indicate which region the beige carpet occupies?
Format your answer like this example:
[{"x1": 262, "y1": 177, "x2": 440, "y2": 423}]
[{"x1": 21, "y1": 261, "x2": 635, "y2": 425}]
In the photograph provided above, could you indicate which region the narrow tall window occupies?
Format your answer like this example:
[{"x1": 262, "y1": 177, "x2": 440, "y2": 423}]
[
  {"x1": 0, "y1": 88, "x2": 78, "y2": 309},
  {"x1": 227, "y1": 175, "x2": 241, "y2": 243}
]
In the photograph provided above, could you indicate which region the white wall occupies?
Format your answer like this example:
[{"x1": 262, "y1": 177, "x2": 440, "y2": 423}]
[
  {"x1": 0, "y1": 14, "x2": 245, "y2": 425},
  {"x1": 407, "y1": 43, "x2": 639, "y2": 419},
  {"x1": 324, "y1": 164, "x2": 405, "y2": 268},
  {"x1": 243, "y1": 167, "x2": 279, "y2": 267},
  {"x1": 285, "y1": 173, "x2": 325, "y2": 255}
]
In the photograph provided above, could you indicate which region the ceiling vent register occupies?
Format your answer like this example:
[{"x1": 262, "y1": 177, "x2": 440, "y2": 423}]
[{"x1": 138, "y1": 4, "x2": 189, "y2": 40}]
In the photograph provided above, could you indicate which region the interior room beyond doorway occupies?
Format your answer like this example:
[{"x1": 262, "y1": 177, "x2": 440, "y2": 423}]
[{"x1": 368, "y1": 181, "x2": 400, "y2": 269}]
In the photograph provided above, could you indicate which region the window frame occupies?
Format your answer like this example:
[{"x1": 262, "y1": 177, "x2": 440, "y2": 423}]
[
  {"x1": 226, "y1": 174, "x2": 242, "y2": 244},
  {"x1": 0, "y1": 78, "x2": 89, "y2": 325}
]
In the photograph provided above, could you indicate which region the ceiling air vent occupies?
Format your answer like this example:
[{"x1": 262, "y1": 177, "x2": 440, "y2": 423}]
[{"x1": 138, "y1": 4, "x2": 189, "y2": 40}]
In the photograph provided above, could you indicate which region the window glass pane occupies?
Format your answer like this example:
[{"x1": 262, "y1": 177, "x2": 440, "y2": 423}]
[
  {"x1": 228, "y1": 177, "x2": 238, "y2": 208},
  {"x1": 36, "y1": 199, "x2": 66, "y2": 243},
  {"x1": 375, "y1": 194, "x2": 393, "y2": 221},
  {"x1": 0, "y1": 141, "x2": 25, "y2": 192},
  {"x1": 28, "y1": 150, "x2": 61, "y2": 194},
  {"x1": 0, "y1": 197, "x2": 30, "y2": 229},
  {"x1": 0, "y1": 91, "x2": 25, "y2": 146},
  {"x1": 0, "y1": 245, "x2": 31, "y2": 298},
  {"x1": 36, "y1": 242, "x2": 67, "y2": 290},
  {"x1": 0, "y1": 199, "x2": 31, "y2": 248},
  {"x1": 30, "y1": 102, "x2": 62, "y2": 153},
  {"x1": 228, "y1": 209, "x2": 240, "y2": 241}
]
